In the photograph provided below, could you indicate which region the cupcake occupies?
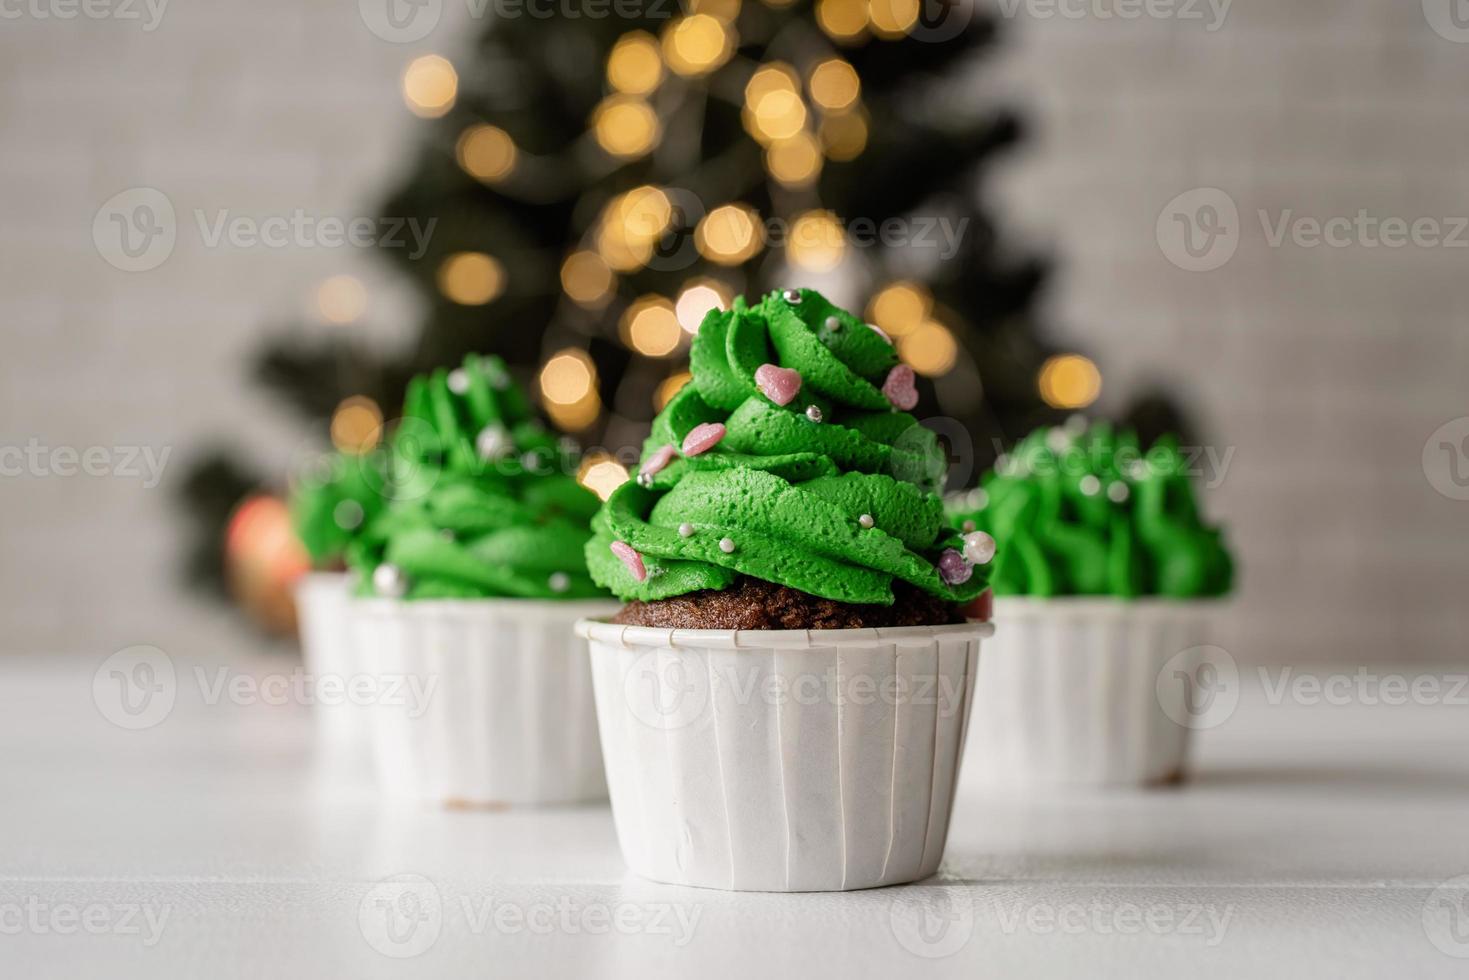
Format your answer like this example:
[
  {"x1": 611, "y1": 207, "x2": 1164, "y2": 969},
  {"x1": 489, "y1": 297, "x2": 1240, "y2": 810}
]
[
  {"x1": 948, "y1": 418, "x2": 1234, "y2": 788},
  {"x1": 578, "y1": 288, "x2": 995, "y2": 891},
  {"x1": 350, "y1": 354, "x2": 617, "y2": 806},
  {"x1": 289, "y1": 447, "x2": 389, "y2": 745}
]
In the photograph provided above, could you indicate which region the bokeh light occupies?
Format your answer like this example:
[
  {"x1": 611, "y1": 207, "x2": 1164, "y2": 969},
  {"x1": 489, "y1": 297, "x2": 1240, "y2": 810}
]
[
  {"x1": 675, "y1": 280, "x2": 731, "y2": 332},
  {"x1": 316, "y1": 275, "x2": 366, "y2": 324},
  {"x1": 620, "y1": 296, "x2": 683, "y2": 357},
  {"x1": 655, "y1": 370, "x2": 693, "y2": 410},
  {"x1": 820, "y1": 108, "x2": 869, "y2": 161},
  {"x1": 696, "y1": 203, "x2": 764, "y2": 265},
  {"x1": 455, "y1": 124, "x2": 516, "y2": 183},
  {"x1": 867, "y1": 281, "x2": 931, "y2": 336},
  {"x1": 816, "y1": 0, "x2": 869, "y2": 42},
  {"x1": 592, "y1": 95, "x2": 661, "y2": 159},
  {"x1": 402, "y1": 55, "x2": 457, "y2": 117},
  {"x1": 809, "y1": 59, "x2": 860, "y2": 112},
  {"x1": 607, "y1": 31, "x2": 664, "y2": 95},
  {"x1": 899, "y1": 320, "x2": 959, "y2": 377},
  {"x1": 766, "y1": 133, "x2": 823, "y2": 188},
  {"x1": 561, "y1": 251, "x2": 614, "y2": 307},
  {"x1": 578, "y1": 454, "x2": 630, "y2": 501},
  {"x1": 330, "y1": 396, "x2": 383, "y2": 455},
  {"x1": 868, "y1": 0, "x2": 920, "y2": 38},
  {"x1": 787, "y1": 210, "x2": 846, "y2": 272},
  {"x1": 662, "y1": 14, "x2": 734, "y2": 77},
  {"x1": 436, "y1": 252, "x2": 505, "y2": 306},
  {"x1": 541, "y1": 349, "x2": 601, "y2": 431},
  {"x1": 1038, "y1": 353, "x2": 1103, "y2": 409}
]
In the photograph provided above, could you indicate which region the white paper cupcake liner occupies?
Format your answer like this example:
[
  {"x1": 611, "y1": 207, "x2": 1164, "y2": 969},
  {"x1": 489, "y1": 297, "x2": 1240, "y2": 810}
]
[
  {"x1": 578, "y1": 620, "x2": 992, "y2": 892},
  {"x1": 355, "y1": 597, "x2": 619, "y2": 806},
  {"x1": 965, "y1": 597, "x2": 1219, "y2": 789},
  {"x1": 294, "y1": 571, "x2": 368, "y2": 746}
]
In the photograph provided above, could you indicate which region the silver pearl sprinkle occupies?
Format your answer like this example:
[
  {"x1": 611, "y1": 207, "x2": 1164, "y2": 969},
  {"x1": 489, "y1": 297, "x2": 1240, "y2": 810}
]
[
  {"x1": 719, "y1": 537, "x2": 736, "y2": 553},
  {"x1": 858, "y1": 513, "x2": 875, "y2": 529},
  {"x1": 825, "y1": 316, "x2": 841, "y2": 331},
  {"x1": 548, "y1": 572, "x2": 570, "y2": 593},
  {"x1": 805, "y1": 405, "x2": 823, "y2": 423},
  {"x1": 372, "y1": 563, "x2": 408, "y2": 599},
  {"x1": 637, "y1": 473, "x2": 654, "y2": 488},
  {"x1": 962, "y1": 531, "x2": 997, "y2": 566},
  {"x1": 783, "y1": 289, "x2": 802, "y2": 304},
  {"x1": 1079, "y1": 475, "x2": 1102, "y2": 496},
  {"x1": 678, "y1": 523, "x2": 695, "y2": 538},
  {"x1": 447, "y1": 368, "x2": 470, "y2": 395},
  {"x1": 476, "y1": 425, "x2": 512, "y2": 460}
]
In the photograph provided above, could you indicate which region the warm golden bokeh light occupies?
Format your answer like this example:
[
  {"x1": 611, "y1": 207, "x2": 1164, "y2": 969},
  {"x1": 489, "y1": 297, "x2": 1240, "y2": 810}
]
[
  {"x1": 436, "y1": 252, "x2": 505, "y2": 306},
  {"x1": 816, "y1": 0, "x2": 869, "y2": 42},
  {"x1": 540, "y1": 349, "x2": 597, "y2": 405},
  {"x1": 402, "y1": 55, "x2": 458, "y2": 117},
  {"x1": 330, "y1": 396, "x2": 383, "y2": 455},
  {"x1": 578, "y1": 454, "x2": 630, "y2": 501},
  {"x1": 689, "y1": 0, "x2": 742, "y2": 18},
  {"x1": 899, "y1": 320, "x2": 959, "y2": 377},
  {"x1": 675, "y1": 280, "x2": 731, "y2": 332},
  {"x1": 606, "y1": 31, "x2": 664, "y2": 95},
  {"x1": 561, "y1": 251, "x2": 615, "y2": 307},
  {"x1": 868, "y1": 0, "x2": 920, "y2": 37},
  {"x1": 620, "y1": 296, "x2": 683, "y2": 357},
  {"x1": 787, "y1": 210, "x2": 847, "y2": 272},
  {"x1": 546, "y1": 390, "x2": 602, "y2": 432},
  {"x1": 455, "y1": 124, "x2": 516, "y2": 183},
  {"x1": 655, "y1": 370, "x2": 693, "y2": 410},
  {"x1": 1038, "y1": 353, "x2": 1103, "y2": 409},
  {"x1": 316, "y1": 275, "x2": 366, "y2": 324},
  {"x1": 742, "y1": 64, "x2": 800, "y2": 145},
  {"x1": 867, "y1": 281, "x2": 932, "y2": 337},
  {"x1": 820, "y1": 108, "x2": 869, "y2": 161},
  {"x1": 662, "y1": 14, "x2": 734, "y2": 77},
  {"x1": 766, "y1": 133, "x2": 823, "y2": 188},
  {"x1": 696, "y1": 203, "x2": 764, "y2": 265},
  {"x1": 613, "y1": 185, "x2": 673, "y2": 245},
  {"x1": 592, "y1": 95, "x2": 661, "y2": 160},
  {"x1": 809, "y1": 59, "x2": 861, "y2": 112},
  {"x1": 597, "y1": 222, "x2": 654, "y2": 273}
]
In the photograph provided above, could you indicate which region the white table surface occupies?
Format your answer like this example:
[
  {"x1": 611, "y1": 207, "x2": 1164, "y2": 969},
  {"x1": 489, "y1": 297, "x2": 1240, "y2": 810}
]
[{"x1": 4, "y1": 651, "x2": 1469, "y2": 979}]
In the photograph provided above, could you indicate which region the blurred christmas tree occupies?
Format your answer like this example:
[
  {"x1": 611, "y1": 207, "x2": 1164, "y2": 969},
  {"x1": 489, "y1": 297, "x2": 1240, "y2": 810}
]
[{"x1": 181, "y1": 0, "x2": 1118, "y2": 609}]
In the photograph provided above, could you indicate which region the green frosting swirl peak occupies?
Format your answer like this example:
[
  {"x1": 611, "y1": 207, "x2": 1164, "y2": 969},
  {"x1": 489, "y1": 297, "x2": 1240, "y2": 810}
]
[
  {"x1": 587, "y1": 289, "x2": 990, "y2": 606},
  {"x1": 947, "y1": 421, "x2": 1233, "y2": 598}
]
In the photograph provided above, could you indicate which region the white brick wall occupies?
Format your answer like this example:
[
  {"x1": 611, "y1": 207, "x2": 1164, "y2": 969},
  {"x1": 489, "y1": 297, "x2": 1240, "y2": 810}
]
[{"x1": 1, "y1": 1, "x2": 1465, "y2": 663}]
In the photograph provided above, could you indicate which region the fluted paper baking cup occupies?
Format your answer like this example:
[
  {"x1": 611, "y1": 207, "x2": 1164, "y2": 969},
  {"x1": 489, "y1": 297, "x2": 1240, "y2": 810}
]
[
  {"x1": 965, "y1": 597, "x2": 1221, "y2": 789},
  {"x1": 356, "y1": 598, "x2": 619, "y2": 806},
  {"x1": 579, "y1": 620, "x2": 992, "y2": 892},
  {"x1": 294, "y1": 571, "x2": 368, "y2": 746}
]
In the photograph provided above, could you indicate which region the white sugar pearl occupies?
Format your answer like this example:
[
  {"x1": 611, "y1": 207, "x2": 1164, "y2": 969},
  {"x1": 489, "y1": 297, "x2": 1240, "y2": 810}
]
[
  {"x1": 1107, "y1": 481, "x2": 1130, "y2": 503},
  {"x1": 548, "y1": 572, "x2": 569, "y2": 593},
  {"x1": 678, "y1": 523, "x2": 695, "y2": 538},
  {"x1": 825, "y1": 316, "x2": 841, "y2": 331},
  {"x1": 805, "y1": 405, "x2": 823, "y2": 423},
  {"x1": 447, "y1": 368, "x2": 470, "y2": 394},
  {"x1": 1079, "y1": 475, "x2": 1102, "y2": 496},
  {"x1": 372, "y1": 563, "x2": 408, "y2": 598},
  {"x1": 476, "y1": 425, "x2": 511, "y2": 460},
  {"x1": 719, "y1": 537, "x2": 736, "y2": 553},
  {"x1": 962, "y1": 531, "x2": 996, "y2": 566},
  {"x1": 858, "y1": 514, "x2": 875, "y2": 529}
]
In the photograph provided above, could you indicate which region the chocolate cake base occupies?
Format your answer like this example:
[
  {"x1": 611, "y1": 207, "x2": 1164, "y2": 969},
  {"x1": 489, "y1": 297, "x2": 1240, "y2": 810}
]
[{"x1": 611, "y1": 576, "x2": 963, "y2": 631}]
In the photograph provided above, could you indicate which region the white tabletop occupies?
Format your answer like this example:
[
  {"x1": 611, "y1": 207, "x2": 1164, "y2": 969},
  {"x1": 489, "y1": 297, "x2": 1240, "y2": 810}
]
[{"x1": 4, "y1": 652, "x2": 1468, "y2": 979}]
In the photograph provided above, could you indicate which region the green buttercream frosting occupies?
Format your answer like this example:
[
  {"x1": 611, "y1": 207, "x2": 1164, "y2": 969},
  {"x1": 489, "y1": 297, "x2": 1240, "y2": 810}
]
[
  {"x1": 947, "y1": 421, "x2": 1234, "y2": 599},
  {"x1": 586, "y1": 289, "x2": 991, "y2": 606},
  {"x1": 290, "y1": 450, "x2": 389, "y2": 567},
  {"x1": 348, "y1": 354, "x2": 607, "y2": 601}
]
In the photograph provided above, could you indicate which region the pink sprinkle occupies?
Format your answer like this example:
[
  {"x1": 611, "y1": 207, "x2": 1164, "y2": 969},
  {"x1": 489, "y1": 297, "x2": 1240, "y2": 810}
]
[
  {"x1": 883, "y1": 364, "x2": 919, "y2": 411},
  {"x1": 609, "y1": 541, "x2": 647, "y2": 582},
  {"x1": 754, "y1": 363, "x2": 803, "y2": 406},
  {"x1": 681, "y1": 422, "x2": 726, "y2": 457},
  {"x1": 937, "y1": 549, "x2": 972, "y2": 586},
  {"x1": 640, "y1": 444, "x2": 677, "y2": 480},
  {"x1": 867, "y1": 323, "x2": 893, "y2": 345}
]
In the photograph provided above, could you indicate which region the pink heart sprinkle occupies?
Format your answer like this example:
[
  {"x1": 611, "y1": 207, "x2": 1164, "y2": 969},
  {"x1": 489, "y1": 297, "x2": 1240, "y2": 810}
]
[
  {"x1": 867, "y1": 323, "x2": 893, "y2": 345},
  {"x1": 754, "y1": 363, "x2": 802, "y2": 407},
  {"x1": 937, "y1": 548, "x2": 972, "y2": 585},
  {"x1": 609, "y1": 541, "x2": 647, "y2": 582},
  {"x1": 883, "y1": 364, "x2": 919, "y2": 411},
  {"x1": 681, "y1": 422, "x2": 726, "y2": 457},
  {"x1": 640, "y1": 444, "x2": 677, "y2": 480}
]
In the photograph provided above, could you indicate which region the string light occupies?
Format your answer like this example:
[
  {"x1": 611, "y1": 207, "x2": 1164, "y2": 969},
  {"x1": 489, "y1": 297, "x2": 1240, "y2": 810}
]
[
  {"x1": 899, "y1": 321, "x2": 959, "y2": 377},
  {"x1": 766, "y1": 133, "x2": 823, "y2": 188},
  {"x1": 613, "y1": 185, "x2": 673, "y2": 245},
  {"x1": 816, "y1": 0, "x2": 868, "y2": 42},
  {"x1": 561, "y1": 251, "x2": 614, "y2": 307},
  {"x1": 597, "y1": 222, "x2": 654, "y2": 273},
  {"x1": 689, "y1": 0, "x2": 742, "y2": 18},
  {"x1": 868, "y1": 0, "x2": 920, "y2": 38},
  {"x1": 787, "y1": 210, "x2": 846, "y2": 272},
  {"x1": 606, "y1": 31, "x2": 664, "y2": 95},
  {"x1": 867, "y1": 281, "x2": 931, "y2": 336},
  {"x1": 809, "y1": 59, "x2": 860, "y2": 112},
  {"x1": 316, "y1": 275, "x2": 366, "y2": 324},
  {"x1": 455, "y1": 124, "x2": 516, "y2": 183},
  {"x1": 578, "y1": 454, "x2": 630, "y2": 501},
  {"x1": 820, "y1": 108, "x2": 868, "y2": 161},
  {"x1": 330, "y1": 396, "x2": 383, "y2": 455},
  {"x1": 592, "y1": 95, "x2": 661, "y2": 160},
  {"x1": 547, "y1": 391, "x2": 601, "y2": 431},
  {"x1": 674, "y1": 280, "x2": 731, "y2": 332},
  {"x1": 541, "y1": 349, "x2": 601, "y2": 431},
  {"x1": 656, "y1": 371, "x2": 693, "y2": 410},
  {"x1": 662, "y1": 14, "x2": 734, "y2": 76},
  {"x1": 1038, "y1": 354, "x2": 1102, "y2": 409},
  {"x1": 743, "y1": 66, "x2": 806, "y2": 145},
  {"x1": 402, "y1": 55, "x2": 457, "y2": 118},
  {"x1": 620, "y1": 296, "x2": 683, "y2": 357},
  {"x1": 696, "y1": 203, "x2": 763, "y2": 265},
  {"x1": 436, "y1": 252, "x2": 504, "y2": 306}
]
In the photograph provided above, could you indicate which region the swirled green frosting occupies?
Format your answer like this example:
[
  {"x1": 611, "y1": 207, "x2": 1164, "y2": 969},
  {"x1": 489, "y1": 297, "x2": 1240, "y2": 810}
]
[
  {"x1": 348, "y1": 354, "x2": 606, "y2": 600},
  {"x1": 586, "y1": 289, "x2": 991, "y2": 606},
  {"x1": 290, "y1": 450, "x2": 389, "y2": 567},
  {"x1": 947, "y1": 421, "x2": 1233, "y2": 598}
]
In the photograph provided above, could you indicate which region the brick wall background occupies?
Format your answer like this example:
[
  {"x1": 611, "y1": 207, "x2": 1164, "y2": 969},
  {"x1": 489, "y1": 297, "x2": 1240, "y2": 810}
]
[{"x1": 1, "y1": 1, "x2": 1465, "y2": 662}]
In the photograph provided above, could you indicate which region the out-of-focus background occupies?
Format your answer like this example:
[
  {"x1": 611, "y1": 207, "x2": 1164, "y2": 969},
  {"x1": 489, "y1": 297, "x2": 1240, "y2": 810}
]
[{"x1": 2, "y1": 0, "x2": 1466, "y2": 663}]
